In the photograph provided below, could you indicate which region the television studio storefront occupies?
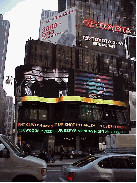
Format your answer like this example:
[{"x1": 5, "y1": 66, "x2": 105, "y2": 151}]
[{"x1": 15, "y1": 65, "x2": 129, "y2": 153}]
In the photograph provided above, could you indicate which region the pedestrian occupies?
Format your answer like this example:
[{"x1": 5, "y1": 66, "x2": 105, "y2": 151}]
[
  {"x1": 50, "y1": 146, "x2": 55, "y2": 163},
  {"x1": 25, "y1": 144, "x2": 31, "y2": 155},
  {"x1": 60, "y1": 145, "x2": 64, "y2": 161},
  {"x1": 38, "y1": 149, "x2": 46, "y2": 160},
  {"x1": 48, "y1": 146, "x2": 55, "y2": 163}
]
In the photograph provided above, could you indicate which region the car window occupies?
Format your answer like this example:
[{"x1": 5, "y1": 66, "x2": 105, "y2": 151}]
[
  {"x1": 0, "y1": 141, "x2": 6, "y2": 158},
  {"x1": 73, "y1": 156, "x2": 99, "y2": 167},
  {"x1": 98, "y1": 158, "x2": 112, "y2": 168},
  {"x1": 1, "y1": 135, "x2": 24, "y2": 157},
  {"x1": 128, "y1": 156, "x2": 136, "y2": 169},
  {"x1": 111, "y1": 156, "x2": 130, "y2": 169}
]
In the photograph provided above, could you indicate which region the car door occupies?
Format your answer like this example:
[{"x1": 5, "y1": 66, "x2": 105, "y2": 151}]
[
  {"x1": 110, "y1": 156, "x2": 134, "y2": 182},
  {"x1": 0, "y1": 140, "x2": 12, "y2": 181},
  {"x1": 97, "y1": 157, "x2": 114, "y2": 182},
  {"x1": 127, "y1": 156, "x2": 136, "y2": 182}
]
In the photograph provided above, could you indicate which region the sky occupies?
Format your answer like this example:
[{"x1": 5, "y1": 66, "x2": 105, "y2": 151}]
[{"x1": 1, "y1": 0, "x2": 58, "y2": 102}]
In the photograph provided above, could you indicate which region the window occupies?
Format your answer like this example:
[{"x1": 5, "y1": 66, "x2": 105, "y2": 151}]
[
  {"x1": 111, "y1": 156, "x2": 130, "y2": 169},
  {"x1": 39, "y1": 109, "x2": 47, "y2": 120},
  {"x1": 92, "y1": 105, "x2": 103, "y2": 121},
  {"x1": 80, "y1": 105, "x2": 93, "y2": 121},
  {"x1": 73, "y1": 156, "x2": 99, "y2": 167},
  {"x1": 30, "y1": 109, "x2": 37, "y2": 120},
  {"x1": 98, "y1": 158, "x2": 112, "y2": 168},
  {"x1": 0, "y1": 141, "x2": 7, "y2": 158},
  {"x1": 116, "y1": 111, "x2": 126, "y2": 124}
]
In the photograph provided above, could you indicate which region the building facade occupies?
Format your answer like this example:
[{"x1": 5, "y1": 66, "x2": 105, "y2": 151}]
[
  {"x1": 5, "y1": 96, "x2": 14, "y2": 137},
  {"x1": 16, "y1": 0, "x2": 136, "y2": 151},
  {"x1": 0, "y1": 86, "x2": 7, "y2": 134},
  {"x1": 15, "y1": 64, "x2": 129, "y2": 153},
  {"x1": 0, "y1": 14, "x2": 10, "y2": 87}
]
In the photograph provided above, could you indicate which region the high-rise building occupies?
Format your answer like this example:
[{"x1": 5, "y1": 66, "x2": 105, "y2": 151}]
[
  {"x1": 41, "y1": 10, "x2": 58, "y2": 20},
  {"x1": 16, "y1": 0, "x2": 135, "y2": 151},
  {"x1": 0, "y1": 14, "x2": 10, "y2": 87},
  {"x1": 39, "y1": 10, "x2": 58, "y2": 39},
  {"x1": 0, "y1": 85, "x2": 7, "y2": 134},
  {"x1": 58, "y1": 0, "x2": 136, "y2": 38}
]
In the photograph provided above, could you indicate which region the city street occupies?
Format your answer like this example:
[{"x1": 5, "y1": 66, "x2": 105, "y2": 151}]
[{"x1": 46, "y1": 167, "x2": 61, "y2": 182}]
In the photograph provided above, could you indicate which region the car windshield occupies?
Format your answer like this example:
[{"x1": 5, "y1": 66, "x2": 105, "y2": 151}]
[
  {"x1": 1, "y1": 135, "x2": 25, "y2": 157},
  {"x1": 72, "y1": 155, "x2": 99, "y2": 167}
]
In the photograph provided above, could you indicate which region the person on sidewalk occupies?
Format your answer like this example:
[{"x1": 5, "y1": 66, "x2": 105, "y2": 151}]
[
  {"x1": 60, "y1": 145, "x2": 64, "y2": 161},
  {"x1": 49, "y1": 146, "x2": 55, "y2": 163},
  {"x1": 24, "y1": 144, "x2": 31, "y2": 155}
]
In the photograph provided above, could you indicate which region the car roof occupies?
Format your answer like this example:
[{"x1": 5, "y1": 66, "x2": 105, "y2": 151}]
[{"x1": 95, "y1": 153, "x2": 136, "y2": 158}]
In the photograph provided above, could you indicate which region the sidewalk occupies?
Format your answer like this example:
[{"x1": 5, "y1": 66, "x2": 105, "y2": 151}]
[{"x1": 47, "y1": 156, "x2": 78, "y2": 167}]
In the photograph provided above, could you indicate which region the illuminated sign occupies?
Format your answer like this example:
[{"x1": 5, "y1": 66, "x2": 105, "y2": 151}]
[
  {"x1": 40, "y1": 7, "x2": 76, "y2": 46},
  {"x1": 75, "y1": 71, "x2": 113, "y2": 100},
  {"x1": 83, "y1": 35, "x2": 123, "y2": 49},
  {"x1": 83, "y1": 19, "x2": 131, "y2": 34},
  {"x1": 17, "y1": 128, "x2": 127, "y2": 134},
  {"x1": 15, "y1": 65, "x2": 69, "y2": 98},
  {"x1": 21, "y1": 96, "x2": 127, "y2": 107},
  {"x1": 82, "y1": 22, "x2": 125, "y2": 56},
  {"x1": 17, "y1": 122, "x2": 127, "y2": 129}
]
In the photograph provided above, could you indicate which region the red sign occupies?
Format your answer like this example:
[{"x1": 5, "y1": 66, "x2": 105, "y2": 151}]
[{"x1": 83, "y1": 19, "x2": 131, "y2": 34}]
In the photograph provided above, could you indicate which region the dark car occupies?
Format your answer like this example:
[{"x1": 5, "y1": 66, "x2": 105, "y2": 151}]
[
  {"x1": 64, "y1": 150, "x2": 88, "y2": 159},
  {"x1": 31, "y1": 149, "x2": 50, "y2": 163},
  {"x1": 31, "y1": 150, "x2": 41, "y2": 157}
]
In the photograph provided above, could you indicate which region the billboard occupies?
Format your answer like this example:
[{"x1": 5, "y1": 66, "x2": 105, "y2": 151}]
[
  {"x1": 129, "y1": 91, "x2": 136, "y2": 121},
  {"x1": 75, "y1": 70, "x2": 113, "y2": 100},
  {"x1": 82, "y1": 19, "x2": 125, "y2": 56},
  {"x1": 15, "y1": 65, "x2": 69, "y2": 98},
  {"x1": 40, "y1": 7, "x2": 76, "y2": 47}
]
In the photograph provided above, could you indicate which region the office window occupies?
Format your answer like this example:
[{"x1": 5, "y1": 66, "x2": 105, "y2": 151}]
[
  {"x1": 39, "y1": 110, "x2": 47, "y2": 120},
  {"x1": 30, "y1": 109, "x2": 37, "y2": 120},
  {"x1": 92, "y1": 105, "x2": 103, "y2": 121},
  {"x1": 80, "y1": 105, "x2": 93, "y2": 121}
]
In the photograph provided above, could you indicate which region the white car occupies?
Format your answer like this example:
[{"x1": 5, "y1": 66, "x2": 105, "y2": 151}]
[
  {"x1": 0, "y1": 134, "x2": 47, "y2": 182},
  {"x1": 59, "y1": 154, "x2": 136, "y2": 182}
]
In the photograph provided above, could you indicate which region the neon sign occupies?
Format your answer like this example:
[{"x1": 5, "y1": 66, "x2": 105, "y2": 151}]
[
  {"x1": 17, "y1": 128, "x2": 127, "y2": 134},
  {"x1": 21, "y1": 96, "x2": 127, "y2": 107},
  {"x1": 17, "y1": 122, "x2": 127, "y2": 129},
  {"x1": 83, "y1": 19, "x2": 131, "y2": 34}
]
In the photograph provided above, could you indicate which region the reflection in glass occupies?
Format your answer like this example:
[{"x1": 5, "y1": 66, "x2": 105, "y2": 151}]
[
  {"x1": 39, "y1": 110, "x2": 47, "y2": 120},
  {"x1": 30, "y1": 109, "x2": 37, "y2": 120}
]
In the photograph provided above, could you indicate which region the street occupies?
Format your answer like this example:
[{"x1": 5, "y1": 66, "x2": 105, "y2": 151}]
[{"x1": 46, "y1": 167, "x2": 62, "y2": 182}]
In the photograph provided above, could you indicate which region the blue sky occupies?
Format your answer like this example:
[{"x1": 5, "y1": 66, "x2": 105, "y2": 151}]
[{"x1": 1, "y1": 0, "x2": 58, "y2": 101}]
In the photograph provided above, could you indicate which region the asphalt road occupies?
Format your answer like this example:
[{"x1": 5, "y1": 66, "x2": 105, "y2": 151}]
[{"x1": 46, "y1": 167, "x2": 62, "y2": 182}]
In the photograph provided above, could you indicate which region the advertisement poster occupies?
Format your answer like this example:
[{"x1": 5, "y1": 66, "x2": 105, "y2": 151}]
[
  {"x1": 82, "y1": 19, "x2": 125, "y2": 56},
  {"x1": 40, "y1": 7, "x2": 76, "y2": 47}
]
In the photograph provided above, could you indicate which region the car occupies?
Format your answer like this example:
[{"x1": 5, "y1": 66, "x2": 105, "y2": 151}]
[
  {"x1": 31, "y1": 149, "x2": 41, "y2": 157},
  {"x1": 0, "y1": 134, "x2": 47, "y2": 182},
  {"x1": 64, "y1": 150, "x2": 88, "y2": 159},
  {"x1": 59, "y1": 154, "x2": 136, "y2": 182},
  {"x1": 31, "y1": 149, "x2": 50, "y2": 163}
]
